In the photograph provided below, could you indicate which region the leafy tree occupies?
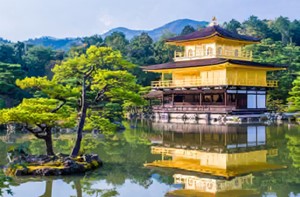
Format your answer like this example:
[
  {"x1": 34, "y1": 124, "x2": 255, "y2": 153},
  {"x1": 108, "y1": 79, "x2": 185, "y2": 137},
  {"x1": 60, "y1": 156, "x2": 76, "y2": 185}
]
[
  {"x1": 290, "y1": 20, "x2": 300, "y2": 46},
  {"x1": 287, "y1": 75, "x2": 300, "y2": 112},
  {"x1": 83, "y1": 35, "x2": 104, "y2": 47},
  {"x1": 104, "y1": 32, "x2": 129, "y2": 55},
  {"x1": 154, "y1": 32, "x2": 179, "y2": 64},
  {"x1": 0, "y1": 62, "x2": 26, "y2": 108},
  {"x1": 52, "y1": 46, "x2": 144, "y2": 157},
  {"x1": 127, "y1": 32, "x2": 155, "y2": 65},
  {"x1": 273, "y1": 16, "x2": 292, "y2": 45},
  {"x1": 0, "y1": 98, "x2": 77, "y2": 155},
  {"x1": 223, "y1": 19, "x2": 241, "y2": 34},
  {"x1": 0, "y1": 172, "x2": 12, "y2": 196},
  {"x1": 13, "y1": 42, "x2": 26, "y2": 65},
  {"x1": 180, "y1": 25, "x2": 196, "y2": 35},
  {"x1": 67, "y1": 35, "x2": 104, "y2": 58},
  {"x1": 240, "y1": 15, "x2": 274, "y2": 39},
  {"x1": 0, "y1": 44, "x2": 15, "y2": 64},
  {"x1": 246, "y1": 39, "x2": 300, "y2": 103},
  {"x1": 23, "y1": 46, "x2": 56, "y2": 77}
]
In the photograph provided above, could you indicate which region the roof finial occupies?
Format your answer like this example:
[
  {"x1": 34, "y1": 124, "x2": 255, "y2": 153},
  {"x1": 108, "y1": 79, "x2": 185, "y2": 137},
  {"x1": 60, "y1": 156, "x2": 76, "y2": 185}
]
[{"x1": 209, "y1": 16, "x2": 218, "y2": 26}]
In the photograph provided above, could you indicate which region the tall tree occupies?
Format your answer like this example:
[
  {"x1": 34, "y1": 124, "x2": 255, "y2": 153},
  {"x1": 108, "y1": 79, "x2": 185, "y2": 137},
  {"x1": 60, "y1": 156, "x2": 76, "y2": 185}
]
[
  {"x1": 287, "y1": 75, "x2": 300, "y2": 112},
  {"x1": 0, "y1": 62, "x2": 26, "y2": 108},
  {"x1": 273, "y1": 16, "x2": 292, "y2": 45},
  {"x1": 223, "y1": 19, "x2": 241, "y2": 34},
  {"x1": 0, "y1": 97, "x2": 77, "y2": 155},
  {"x1": 246, "y1": 39, "x2": 300, "y2": 105},
  {"x1": 180, "y1": 25, "x2": 196, "y2": 35},
  {"x1": 127, "y1": 32, "x2": 155, "y2": 65},
  {"x1": 241, "y1": 15, "x2": 272, "y2": 38},
  {"x1": 0, "y1": 47, "x2": 144, "y2": 156},
  {"x1": 23, "y1": 46, "x2": 56, "y2": 77},
  {"x1": 104, "y1": 32, "x2": 129, "y2": 55},
  {"x1": 52, "y1": 46, "x2": 143, "y2": 157},
  {"x1": 290, "y1": 19, "x2": 300, "y2": 46},
  {"x1": 83, "y1": 35, "x2": 104, "y2": 48},
  {"x1": 0, "y1": 44, "x2": 16, "y2": 64}
]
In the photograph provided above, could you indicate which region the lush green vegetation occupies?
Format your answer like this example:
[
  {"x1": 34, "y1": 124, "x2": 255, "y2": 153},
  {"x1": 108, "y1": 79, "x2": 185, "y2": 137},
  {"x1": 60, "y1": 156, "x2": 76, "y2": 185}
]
[
  {"x1": 1, "y1": 15, "x2": 300, "y2": 157},
  {"x1": 0, "y1": 16, "x2": 300, "y2": 113},
  {"x1": 0, "y1": 46, "x2": 144, "y2": 156}
]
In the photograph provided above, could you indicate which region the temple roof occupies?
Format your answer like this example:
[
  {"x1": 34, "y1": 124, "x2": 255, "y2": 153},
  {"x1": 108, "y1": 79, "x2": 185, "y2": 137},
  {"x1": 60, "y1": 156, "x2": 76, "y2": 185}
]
[
  {"x1": 143, "y1": 58, "x2": 287, "y2": 71},
  {"x1": 166, "y1": 25, "x2": 261, "y2": 43}
]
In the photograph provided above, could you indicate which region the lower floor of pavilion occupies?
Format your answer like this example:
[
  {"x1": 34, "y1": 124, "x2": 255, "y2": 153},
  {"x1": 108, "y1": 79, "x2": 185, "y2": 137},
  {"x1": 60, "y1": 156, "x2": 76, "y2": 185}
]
[{"x1": 148, "y1": 87, "x2": 267, "y2": 114}]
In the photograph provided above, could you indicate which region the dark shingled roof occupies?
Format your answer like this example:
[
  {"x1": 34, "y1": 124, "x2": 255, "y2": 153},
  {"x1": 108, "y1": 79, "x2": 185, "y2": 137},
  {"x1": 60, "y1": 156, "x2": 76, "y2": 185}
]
[
  {"x1": 166, "y1": 25, "x2": 261, "y2": 43},
  {"x1": 144, "y1": 90, "x2": 163, "y2": 98},
  {"x1": 143, "y1": 58, "x2": 287, "y2": 71}
]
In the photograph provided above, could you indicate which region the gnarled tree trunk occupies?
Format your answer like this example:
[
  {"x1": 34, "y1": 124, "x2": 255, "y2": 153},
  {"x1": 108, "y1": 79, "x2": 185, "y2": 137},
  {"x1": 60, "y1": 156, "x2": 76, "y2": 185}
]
[
  {"x1": 70, "y1": 79, "x2": 88, "y2": 157},
  {"x1": 44, "y1": 127, "x2": 55, "y2": 156},
  {"x1": 24, "y1": 125, "x2": 55, "y2": 156}
]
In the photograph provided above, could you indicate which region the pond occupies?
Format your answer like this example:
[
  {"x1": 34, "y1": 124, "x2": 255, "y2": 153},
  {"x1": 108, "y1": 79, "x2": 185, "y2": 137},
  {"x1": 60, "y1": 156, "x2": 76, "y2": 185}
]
[{"x1": 0, "y1": 121, "x2": 300, "y2": 197}]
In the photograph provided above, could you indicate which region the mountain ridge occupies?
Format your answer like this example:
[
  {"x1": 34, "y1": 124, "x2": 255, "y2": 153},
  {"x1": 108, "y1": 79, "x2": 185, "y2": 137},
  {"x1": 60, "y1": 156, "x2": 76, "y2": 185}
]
[
  {"x1": 6, "y1": 19, "x2": 208, "y2": 50},
  {"x1": 102, "y1": 19, "x2": 208, "y2": 40}
]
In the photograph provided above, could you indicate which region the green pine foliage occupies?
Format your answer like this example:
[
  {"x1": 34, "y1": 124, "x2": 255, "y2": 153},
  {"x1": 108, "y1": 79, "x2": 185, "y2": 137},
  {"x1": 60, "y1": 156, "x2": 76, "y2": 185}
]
[{"x1": 288, "y1": 75, "x2": 300, "y2": 112}]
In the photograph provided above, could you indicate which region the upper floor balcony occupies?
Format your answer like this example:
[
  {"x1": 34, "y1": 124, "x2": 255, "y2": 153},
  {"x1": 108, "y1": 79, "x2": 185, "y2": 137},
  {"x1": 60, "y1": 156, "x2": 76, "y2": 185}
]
[
  {"x1": 174, "y1": 48, "x2": 253, "y2": 62},
  {"x1": 151, "y1": 78, "x2": 278, "y2": 88}
]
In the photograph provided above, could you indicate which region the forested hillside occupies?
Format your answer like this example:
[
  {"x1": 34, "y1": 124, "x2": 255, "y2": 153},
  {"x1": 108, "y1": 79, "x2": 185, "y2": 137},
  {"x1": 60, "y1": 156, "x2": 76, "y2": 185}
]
[{"x1": 0, "y1": 16, "x2": 300, "y2": 112}]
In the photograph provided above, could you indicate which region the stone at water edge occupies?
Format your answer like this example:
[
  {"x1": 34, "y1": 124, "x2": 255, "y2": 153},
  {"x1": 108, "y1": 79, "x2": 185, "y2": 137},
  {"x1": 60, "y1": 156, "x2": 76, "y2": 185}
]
[{"x1": 4, "y1": 154, "x2": 103, "y2": 176}]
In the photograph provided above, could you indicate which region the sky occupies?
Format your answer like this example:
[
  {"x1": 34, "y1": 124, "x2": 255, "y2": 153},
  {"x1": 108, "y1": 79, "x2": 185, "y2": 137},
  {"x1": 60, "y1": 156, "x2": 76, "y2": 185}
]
[{"x1": 0, "y1": 0, "x2": 299, "y2": 41}]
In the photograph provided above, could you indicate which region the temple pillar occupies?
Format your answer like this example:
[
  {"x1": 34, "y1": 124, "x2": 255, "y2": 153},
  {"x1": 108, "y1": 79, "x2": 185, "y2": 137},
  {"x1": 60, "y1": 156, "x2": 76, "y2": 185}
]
[
  {"x1": 200, "y1": 93, "x2": 202, "y2": 106},
  {"x1": 224, "y1": 91, "x2": 227, "y2": 106},
  {"x1": 172, "y1": 93, "x2": 174, "y2": 106}
]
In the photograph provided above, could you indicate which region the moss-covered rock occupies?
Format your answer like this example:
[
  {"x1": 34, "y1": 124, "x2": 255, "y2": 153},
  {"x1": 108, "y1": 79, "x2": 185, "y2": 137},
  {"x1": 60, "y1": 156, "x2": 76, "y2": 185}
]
[{"x1": 4, "y1": 154, "x2": 102, "y2": 176}]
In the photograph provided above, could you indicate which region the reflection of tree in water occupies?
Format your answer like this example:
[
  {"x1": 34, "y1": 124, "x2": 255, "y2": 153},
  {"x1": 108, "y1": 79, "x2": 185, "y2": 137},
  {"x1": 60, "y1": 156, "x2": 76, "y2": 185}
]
[
  {"x1": 10, "y1": 176, "x2": 119, "y2": 197},
  {"x1": 80, "y1": 175, "x2": 119, "y2": 197},
  {"x1": 39, "y1": 180, "x2": 52, "y2": 197},
  {"x1": 249, "y1": 124, "x2": 300, "y2": 196},
  {"x1": 0, "y1": 121, "x2": 164, "y2": 195},
  {"x1": 96, "y1": 131, "x2": 154, "y2": 188},
  {"x1": 0, "y1": 172, "x2": 12, "y2": 196}
]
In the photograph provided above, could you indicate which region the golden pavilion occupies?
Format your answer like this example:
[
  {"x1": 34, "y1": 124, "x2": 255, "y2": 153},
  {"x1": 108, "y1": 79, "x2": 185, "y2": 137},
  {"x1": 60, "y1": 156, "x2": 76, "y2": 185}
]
[{"x1": 144, "y1": 18, "x2": 286, "y2": 122}]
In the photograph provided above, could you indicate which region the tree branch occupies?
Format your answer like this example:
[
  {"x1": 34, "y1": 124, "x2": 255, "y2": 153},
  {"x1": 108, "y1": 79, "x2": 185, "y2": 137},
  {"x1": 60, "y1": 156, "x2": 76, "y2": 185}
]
[
  {"x1": 94, "y1": 85, "x2": 109, "y2": 102},
  {"x1": 84, "y1": 66, "x2": 95, "y2": 78},
  {"x1": 51, "y1": 99, "x2": 67, "y2": 113},
  {"x1": 23, "y1": 125, "x2": 46, "y2": 139}
]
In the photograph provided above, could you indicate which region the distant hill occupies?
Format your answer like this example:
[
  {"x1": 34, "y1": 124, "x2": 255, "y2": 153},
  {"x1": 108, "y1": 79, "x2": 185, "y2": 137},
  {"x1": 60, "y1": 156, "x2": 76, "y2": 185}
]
[
  {"x1": 101, "y1": 19, "x2": 208, "y2": 41},
  {"x1": 24, "y1": 36, "x2": 82, "y2": 51},
  {"x1": 7, "y1": 19, "x2": 208, "y2": 51}
]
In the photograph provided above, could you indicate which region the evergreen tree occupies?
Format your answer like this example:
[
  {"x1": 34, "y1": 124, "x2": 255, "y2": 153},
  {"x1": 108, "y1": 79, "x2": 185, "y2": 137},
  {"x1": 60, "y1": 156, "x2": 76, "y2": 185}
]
[
  {"x1": 180, "y1": 25, "x2": 196, "y2": 35},
  {"x1": 287, "y1": 75, "x2": 300, "y2": 112},
  {"x1": 223, "y1": 19, "x2": 241, "y2": 34},
  {"x1": 104, "y1": 32, "x2": 129, "y2": 55}
]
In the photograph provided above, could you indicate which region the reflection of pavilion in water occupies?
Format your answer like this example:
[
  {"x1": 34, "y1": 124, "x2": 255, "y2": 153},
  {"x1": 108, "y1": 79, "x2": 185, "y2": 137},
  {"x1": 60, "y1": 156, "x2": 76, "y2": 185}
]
[
  {"x1": 166, "y1": 174, "x2": 260, "y2": 197},
  {"x1": 145, "y1": 123, "x2": 285, "y2": 196},
  {"x1": 145, "y1": 123, "x2": 285, "y2": 178},
  {"x1": 155, "y1": 123, "x2": 268, "y2": 152}
]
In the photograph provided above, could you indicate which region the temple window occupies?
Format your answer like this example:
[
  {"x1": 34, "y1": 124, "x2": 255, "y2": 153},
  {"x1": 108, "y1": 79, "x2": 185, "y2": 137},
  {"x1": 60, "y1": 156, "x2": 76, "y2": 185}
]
[
  {"x1": 188, "y1": 49, "x2": 193, "y2": 57},
  {"x1": 217, "y1": 47, "x2": 222, "y2": 55},
  {"x1": 234, "y1": 49, "x2": 239, "y2": 57},
  {"x1": 207, "y1": 47, "x2": 213, "y2": 56}
]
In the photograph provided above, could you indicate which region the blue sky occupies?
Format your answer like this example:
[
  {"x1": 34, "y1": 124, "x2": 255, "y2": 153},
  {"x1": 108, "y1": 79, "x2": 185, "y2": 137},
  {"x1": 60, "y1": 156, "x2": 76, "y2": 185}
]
[{"x1": 0, "y1": 0, "x2": 299, "y2": 41}]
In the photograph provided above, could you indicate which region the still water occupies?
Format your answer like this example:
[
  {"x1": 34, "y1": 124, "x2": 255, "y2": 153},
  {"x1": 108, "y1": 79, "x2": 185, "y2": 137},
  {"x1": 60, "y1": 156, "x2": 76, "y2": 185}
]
[{"x1": 0, "y1": 121, "x2": 300, "y2": 197}]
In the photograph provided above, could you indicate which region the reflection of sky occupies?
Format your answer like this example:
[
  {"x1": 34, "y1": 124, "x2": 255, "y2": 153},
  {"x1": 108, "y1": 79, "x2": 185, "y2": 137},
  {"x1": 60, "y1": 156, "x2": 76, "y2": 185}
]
[
  {"x1": 7, "y1": 180, "x2": 77, "y2": 197},
  {"x1": 7, "y1": 178, "x2": 179, "y2": 197}
]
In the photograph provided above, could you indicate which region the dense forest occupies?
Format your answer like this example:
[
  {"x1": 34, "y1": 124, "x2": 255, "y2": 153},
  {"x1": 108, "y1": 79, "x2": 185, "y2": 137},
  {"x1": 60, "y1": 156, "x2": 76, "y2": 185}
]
[{"x1": 1, "y1": 15, "x2": 300, "y2": 112}]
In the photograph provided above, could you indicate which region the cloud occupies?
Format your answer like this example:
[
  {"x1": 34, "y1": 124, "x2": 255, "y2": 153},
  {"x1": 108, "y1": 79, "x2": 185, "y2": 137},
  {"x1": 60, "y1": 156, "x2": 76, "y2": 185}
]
[{"x1": 98, "y1": 14, "x2": 114, "y2": 27}]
